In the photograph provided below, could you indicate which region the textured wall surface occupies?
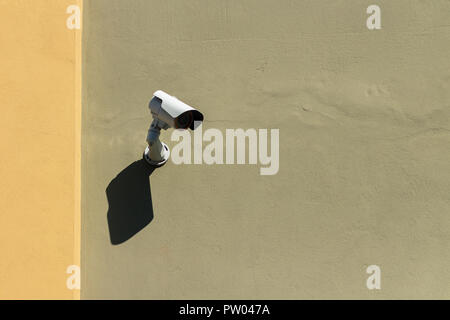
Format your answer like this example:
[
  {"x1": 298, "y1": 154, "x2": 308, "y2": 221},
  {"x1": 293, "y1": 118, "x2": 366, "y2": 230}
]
[
  {"x1": 82, "y1": 0, "x2": 450, "y2": 299},
  {"x1": 0, "y1": 0, "x2": 81, "y2": 299}
]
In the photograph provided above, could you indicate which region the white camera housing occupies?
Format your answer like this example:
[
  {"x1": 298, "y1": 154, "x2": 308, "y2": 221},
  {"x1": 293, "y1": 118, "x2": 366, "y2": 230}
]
[
  {"x1": 149, "y1": 90, "x2": 203, "y2": 130},
  {"x1": 144, "y1": 90, "x2": 204, "y2": 167}
]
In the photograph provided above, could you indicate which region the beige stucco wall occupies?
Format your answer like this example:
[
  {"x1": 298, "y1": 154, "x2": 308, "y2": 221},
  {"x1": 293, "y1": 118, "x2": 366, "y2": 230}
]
[
  {"x1": 82, "y1": 0, "x2": 450, "y2": 299},
  {"x1": 0, "y1": 0, "x2": 81, "y2": 299}
]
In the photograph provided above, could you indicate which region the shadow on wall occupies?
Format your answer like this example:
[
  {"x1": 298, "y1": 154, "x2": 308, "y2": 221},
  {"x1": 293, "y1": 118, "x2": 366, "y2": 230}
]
[{"x1": 106, "y1": 159, "x2": 157, "y2": 245}]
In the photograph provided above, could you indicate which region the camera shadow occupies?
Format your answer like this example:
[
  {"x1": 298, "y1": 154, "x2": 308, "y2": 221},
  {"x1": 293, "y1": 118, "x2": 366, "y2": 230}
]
[{"x1": 106, "y1": 159, "x2": 157, "y2": 245}]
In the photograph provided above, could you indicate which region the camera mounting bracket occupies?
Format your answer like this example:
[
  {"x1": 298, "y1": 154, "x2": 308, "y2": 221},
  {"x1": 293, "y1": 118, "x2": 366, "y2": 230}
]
[{"x1": 143, "y1": 119, "x2": 170, "y2": 167}]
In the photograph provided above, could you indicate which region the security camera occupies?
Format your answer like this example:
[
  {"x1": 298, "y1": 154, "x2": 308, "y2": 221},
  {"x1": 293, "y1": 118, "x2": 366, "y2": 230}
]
[{"x1": 143, "y1": 90, "x2": 204, "y2": 167}]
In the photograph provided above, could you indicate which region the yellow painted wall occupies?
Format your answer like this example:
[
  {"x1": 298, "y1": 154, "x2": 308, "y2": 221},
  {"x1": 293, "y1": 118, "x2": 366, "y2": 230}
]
[{"x1": 0, "y1": 0, "x2": 81, "y2": 299}]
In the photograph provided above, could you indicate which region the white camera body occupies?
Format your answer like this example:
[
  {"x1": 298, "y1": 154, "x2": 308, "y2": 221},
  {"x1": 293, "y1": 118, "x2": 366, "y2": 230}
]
[
  {"x1": 144, "y1": 90, "x2": 203, "y2": 167},
  {"x1": 149, "y1": 90, "x2": 203, "y2": 130}
]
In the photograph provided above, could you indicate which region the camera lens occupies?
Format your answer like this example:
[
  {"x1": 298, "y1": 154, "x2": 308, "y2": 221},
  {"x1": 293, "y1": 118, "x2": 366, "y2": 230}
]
[{"x1": 175, "y1": 111, "x2": 193, "y2": 129}]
